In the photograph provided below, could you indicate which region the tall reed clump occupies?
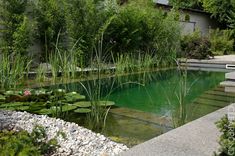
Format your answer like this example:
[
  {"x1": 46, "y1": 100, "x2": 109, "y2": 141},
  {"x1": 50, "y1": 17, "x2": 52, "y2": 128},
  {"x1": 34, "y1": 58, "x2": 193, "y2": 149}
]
[
  {"x1": 35, "y1": 64, "x2": 47, "y2": 85},
  {"x1": 0, "y1": 54, "x2": 31, "y2": 90},
  {"x1": 114, "y1": 52, "x2": 155, "y2": 75},
  {"x1": 166, "y1": 65, "x2": 197, "y2": 128},
  {"x1": 79, "y1": 16, "x2": 116, "y2": 131},
  {"x1": 171, "y1": 69, "x2": 188, "y2": 128}
]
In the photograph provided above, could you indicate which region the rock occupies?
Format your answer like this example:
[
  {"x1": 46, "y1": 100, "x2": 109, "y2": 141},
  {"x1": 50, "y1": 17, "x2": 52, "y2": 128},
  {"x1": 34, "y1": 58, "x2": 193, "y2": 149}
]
[
  {"x1": 0, "y1": 110, "x2": 128, "y2": 156},
  {"x1": 38, "y1": 63, "x2": 52, "y2": 71}
]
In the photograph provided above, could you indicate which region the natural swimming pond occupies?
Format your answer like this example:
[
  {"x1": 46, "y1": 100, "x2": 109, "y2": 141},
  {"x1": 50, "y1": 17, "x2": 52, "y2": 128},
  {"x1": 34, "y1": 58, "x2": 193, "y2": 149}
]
[
  {"x1": 1, "y1": 69, "x2": 234, "y2": 147},
  {"x1": 50, "y1": 69, "x2": 235, "y2": 147}
]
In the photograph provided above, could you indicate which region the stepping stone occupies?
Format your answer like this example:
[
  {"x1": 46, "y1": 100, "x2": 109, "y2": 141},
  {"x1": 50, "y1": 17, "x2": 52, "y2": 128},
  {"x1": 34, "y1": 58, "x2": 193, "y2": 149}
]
[
  {"x1": 220, "y1": 81, "x2": 235, "y2": 87},
  {"x1": 225, "y1": 71, "x2": 235, "y2": 80},
  {"x1": 110, "y1": 107, "x2": 172, "y2": 128}
]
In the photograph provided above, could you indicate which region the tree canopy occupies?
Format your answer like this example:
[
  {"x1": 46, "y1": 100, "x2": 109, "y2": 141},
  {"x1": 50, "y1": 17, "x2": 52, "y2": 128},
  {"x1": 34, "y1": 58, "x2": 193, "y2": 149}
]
[{"x1": 201, "y1": 0, "x2": 235, "y2": 27}]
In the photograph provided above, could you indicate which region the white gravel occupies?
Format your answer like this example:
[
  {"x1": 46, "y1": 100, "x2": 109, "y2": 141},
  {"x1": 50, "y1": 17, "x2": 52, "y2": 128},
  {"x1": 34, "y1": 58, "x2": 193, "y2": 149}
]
[{"x1": 0, "y1": 110, "x2": 128, "y2": 156}]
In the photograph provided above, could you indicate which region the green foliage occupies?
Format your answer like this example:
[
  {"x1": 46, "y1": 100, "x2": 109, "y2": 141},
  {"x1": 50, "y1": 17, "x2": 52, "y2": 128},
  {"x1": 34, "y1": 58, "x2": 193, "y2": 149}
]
[
  {"x1": 34, "y1": 0, "x2": 66, "y2": 60},
  {"x1": 12, "y1": 16, "x2": 32, "y2": 56},
  {"x1": 0, "y1": 126, "x2": 58, "y2": 156},
  {"x1": 170, "y1": 69, "x2": 188, "y2": 128},
  {"x1": 104, "y1": 5, "x2": 180, "y2": 64},
  {"x1": 65, "y1": 0, "x2": 118, "y2": 62},
  {"x1": 0, "y1": 0, "x2": 181, "y2": 67},
  {"x1": 0, "y1": 0, "x2": 32, "y2": 55},
  {"x1": 185, "y1": 14, "x2": 190, "y2": 22},
  {"x1": 215, "y1": 115, "x2": 235, "y2": 156},
  {"x1": 209, "y1": 29, "x2": 234, "y2": 55},
  {"x1": 0, "y1": 54, "x2": 31, "y2": 90},
  {"x1": 169, "y1": 0, "x2": 203, "y2": 10},
  {"x1": 180, "y1": 30, "x2": 213, "y2": 59},
  {"x1": 201, "y1": 0, "x2": 235, "y2": 27}
]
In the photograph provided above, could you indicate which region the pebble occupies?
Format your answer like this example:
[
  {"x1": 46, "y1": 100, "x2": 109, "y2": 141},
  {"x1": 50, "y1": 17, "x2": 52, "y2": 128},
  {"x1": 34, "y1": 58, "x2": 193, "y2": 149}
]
[{"x1": 0, "y1": 110, "x2": 128, "y2": 156}]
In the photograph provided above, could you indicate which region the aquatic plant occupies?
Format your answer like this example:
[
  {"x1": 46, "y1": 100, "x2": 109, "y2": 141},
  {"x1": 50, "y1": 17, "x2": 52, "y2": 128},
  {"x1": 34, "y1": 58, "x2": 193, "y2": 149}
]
[
  {"x1": 78, "y1": 16, "x2": 117, "y2": 131},
  {"x1": 35, "y1": 64, "x2": 47, "y2": 84},
  {"x1": 166, "y1": 65, "x2": 198, "y2": 128},
  {"x1": 0, "y1": 54, "x2": 31, "y2": 90}
]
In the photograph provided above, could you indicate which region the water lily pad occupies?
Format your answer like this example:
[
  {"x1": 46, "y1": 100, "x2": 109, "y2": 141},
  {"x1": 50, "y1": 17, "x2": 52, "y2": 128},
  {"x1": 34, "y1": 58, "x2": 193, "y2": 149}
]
[
  {"x1": 1, "y1": 106, "x2": 30, "y2": 111},
  {"x1": 37, "y1": 104, "x2": 77, "y2": 115},
  {"x1": 4, "y1": 91, "x2": 18, "y2": 96},
  {"x1": 74, "y1": 108, "x2": 91, "y2": 113},
  {"x1": 0, "y1": 102, "x2": 29, "y2": 108},
  {"x1": 34, "y1": 89, "x2": 47, "y2": 95},
  {"x1": 73, "y1": 101, "x2": 115, "y2": 107},
  {"x1": 54, "y1": 89, "x2": 66, "y2": 93},
  {"x1": 37, "y1": 108, "x2": 52, "y2": 115},
  {"x1": 0, "y1": 107, "x2": 16, "y2": 111},
  {"x1": 16, "y1": 106, "x2": 30, "y2": 111},
  {"x1": 28, "y1": 102, "x2": 47, "y2": 111},
  {"x1": 98, "y1": 101, "x2": 115, "y2": 107},
  {"x1": 73, "y1": 101, "x2": 91, "y2": 108},
  {"x1": 65, "y1": 92, "x2": 86, "y2": 103},
  {"x1": 59, "y1": 105, "x2": 77, "y2": 112},
  {"x1": 0, "y1": 95, "x2": 6, "y2": 102}
]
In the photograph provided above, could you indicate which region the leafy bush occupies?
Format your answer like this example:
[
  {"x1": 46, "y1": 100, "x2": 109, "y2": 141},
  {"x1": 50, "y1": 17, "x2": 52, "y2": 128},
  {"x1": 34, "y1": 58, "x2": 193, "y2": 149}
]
[
  {"x1": 104, "y1": 4, "x2": 180, "y2": 63},
  {"x1": 180, "y1": 30, "x2": 213, "y2": 59},
  {"x1": 0, "y1": 126, "x2": 58, "y2": 156},
  {"x1": 215, "y1": 115, "x2": 235, "y2": 156},
  {"x1": 209, "y1": 29, "x2": 234, "y2": 55}
]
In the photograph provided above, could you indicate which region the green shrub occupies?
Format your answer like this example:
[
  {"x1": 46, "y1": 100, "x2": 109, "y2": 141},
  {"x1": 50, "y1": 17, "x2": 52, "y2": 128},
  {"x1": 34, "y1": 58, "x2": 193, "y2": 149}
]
[
  {"x1": 180, "y1": 30, "x2": 213, "y2": 59},
  {"x1": 0, "y1": 126, "x2": 58, "y2": 156},
  {"x1": 104, "y1": 4, "x2": 180, "y2": 63},
  {"x1": 215, "y1": 115, "x2": 235, "y2": 156},
  {"x1": 209, "y1": 29, "x2": 234, "y2": 55}
]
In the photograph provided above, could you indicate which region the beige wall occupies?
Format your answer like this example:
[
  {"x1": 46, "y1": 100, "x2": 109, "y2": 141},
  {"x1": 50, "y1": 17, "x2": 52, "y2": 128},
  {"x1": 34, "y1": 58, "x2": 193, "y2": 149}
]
[{"x1": 179, "y1": 10, "x2": 218, "y2": 36}]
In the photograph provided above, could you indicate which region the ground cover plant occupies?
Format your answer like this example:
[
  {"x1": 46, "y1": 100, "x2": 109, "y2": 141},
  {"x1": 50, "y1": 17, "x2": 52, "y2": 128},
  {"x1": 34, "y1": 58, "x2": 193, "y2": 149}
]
[
  {"x1": 215, "y1": 115, "x2": 235, "y2": 156},
  {"x1": 0, "y1": 126, "x2": 58, "y2": 156}
]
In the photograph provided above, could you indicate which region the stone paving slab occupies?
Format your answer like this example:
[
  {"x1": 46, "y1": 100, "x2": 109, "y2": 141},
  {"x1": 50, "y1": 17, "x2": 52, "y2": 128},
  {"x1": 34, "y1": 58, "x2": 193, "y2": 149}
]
[
  {"x1": 180, "y1": 55, "x2": 235, "y2": 64},
  {"x1": 120, "y1": 103, "x2": 235, "y2": 156},
  {"x1": 221, "y1": 81, "x2": 235, "y2": 87},
  {"x1": 226, "y1": 72, "x2": 235, "y2": 80}
]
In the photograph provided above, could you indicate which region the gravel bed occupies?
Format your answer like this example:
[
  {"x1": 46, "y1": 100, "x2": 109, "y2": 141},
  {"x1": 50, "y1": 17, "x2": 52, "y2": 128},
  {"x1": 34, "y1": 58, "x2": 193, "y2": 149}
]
[{"x1": 0, "y1": 110, "x2": 128, "y2": 156}]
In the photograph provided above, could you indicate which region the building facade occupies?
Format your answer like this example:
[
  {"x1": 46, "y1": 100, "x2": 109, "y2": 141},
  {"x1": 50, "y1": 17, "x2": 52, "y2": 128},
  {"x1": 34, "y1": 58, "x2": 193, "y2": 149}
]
[{"x1": 153, "y1": 0, "x2": 218, "y2": 35}]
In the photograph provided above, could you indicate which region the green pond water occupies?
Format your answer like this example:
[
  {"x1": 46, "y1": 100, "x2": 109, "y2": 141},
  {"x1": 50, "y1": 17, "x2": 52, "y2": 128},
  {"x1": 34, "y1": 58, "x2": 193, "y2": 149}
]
[{"x1": 52, "y1": 69, "x2": 235, "y2": 147}]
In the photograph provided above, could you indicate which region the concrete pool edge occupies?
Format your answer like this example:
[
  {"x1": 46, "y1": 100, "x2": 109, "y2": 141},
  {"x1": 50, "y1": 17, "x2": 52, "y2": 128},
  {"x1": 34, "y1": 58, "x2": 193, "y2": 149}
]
[{"x1": 120, "y1": 103, "x2": 235, "y2": 156}]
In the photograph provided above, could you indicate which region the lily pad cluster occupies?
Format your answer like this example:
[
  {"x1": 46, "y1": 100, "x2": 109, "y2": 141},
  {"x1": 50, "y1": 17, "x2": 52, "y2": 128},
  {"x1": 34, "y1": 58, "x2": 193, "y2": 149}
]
[{"x1": 0, "y1": 89, "x2": 115, "y2": 115}]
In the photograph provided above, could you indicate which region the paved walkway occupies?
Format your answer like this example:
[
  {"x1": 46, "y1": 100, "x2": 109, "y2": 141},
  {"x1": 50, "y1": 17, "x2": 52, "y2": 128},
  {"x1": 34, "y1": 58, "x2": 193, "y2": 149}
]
[
  {"x1": 182, "y1": 55, "x2": 235, "y2": 64},
  {"x1": 120, "y1": 103, "x2": 235, "y2": 156},
  {"x1": 212, "y1": 55, "x2": 235, "y2": 62}
]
